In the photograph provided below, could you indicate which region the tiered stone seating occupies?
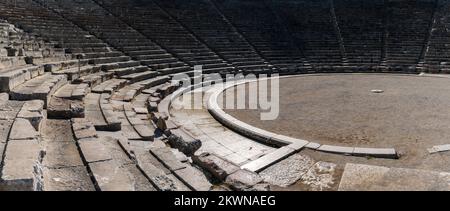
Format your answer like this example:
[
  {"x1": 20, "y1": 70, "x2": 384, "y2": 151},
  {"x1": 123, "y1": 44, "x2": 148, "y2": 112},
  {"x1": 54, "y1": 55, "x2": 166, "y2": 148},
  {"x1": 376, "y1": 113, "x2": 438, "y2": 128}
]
[
  {"x1": 0, "y1": 20, "x2": 66, "y2": 65},
  {"x1": 154, "y1": 0, "x2": 274, "y2": 74},
  {"x1": 384, "y1": 0, "x2": 435, "y2": 70},
  {"x1": 98, "y1": 0, "x2": 235, "y2": 76},
  {"x1": 71, "y1": 119, "x2": 158, "y2": 191},
  {"x1": 0, "y1": 0, "x2": 149, "y2": 81},
  {"x1": 213, "y1": 0, "x2": 310, "y2": 73},
  {"x1": 334, "y1": 0, "x2": 384, "y2": 69},
  {"x1": 424, "y1": 0, "x2": 450, "y2": 72},
  {"x1": 2, "y1": 0, "x2": 449, "y2": 192},
  {"x1": 269, "y1": 0, "x2": 344, "y2": 70},
  {"x1": 0, "y1": 19, "x2": 66, "y2": 93},
  {"x1": 0, "y1": 0, "x2": 107, "y2": 57},
  {"x1": 36, "y1": 0, "x2": 191, "y2": 76},
  {"x1": 73, "y1": 75, "x2": 213, "y2": 190}
]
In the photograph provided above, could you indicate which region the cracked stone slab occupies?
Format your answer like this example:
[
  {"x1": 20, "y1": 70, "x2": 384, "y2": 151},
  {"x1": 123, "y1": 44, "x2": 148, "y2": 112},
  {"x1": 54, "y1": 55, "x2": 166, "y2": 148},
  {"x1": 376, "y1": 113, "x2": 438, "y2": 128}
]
[
  {"x1": 9, "y1": 118, "x2": 39, "y2": 140},
  {"x1": 42, "y1": 141, "x2": 84, "y2": 168},
  {"x1": 42, "y1": 166, "x2": 95, "y2": 191},
  {"x1": 0, "y1": 120, "x2": 13, "y2": 144},
  {"x1": 78, "y1": 138, "x2": 113, "y2": 163},
  {"x1": 259, "y1": 154, "x2": 316, "y2": 187},
  {"x1": 317, "y1": 145, "x2": 354, "y2": 155},
  {"x1": 122, "y1": 164, "x2": 157, "y2": 191},
  {"x1": 226, "y1": 169, "x2": 264, "y2": 191}
]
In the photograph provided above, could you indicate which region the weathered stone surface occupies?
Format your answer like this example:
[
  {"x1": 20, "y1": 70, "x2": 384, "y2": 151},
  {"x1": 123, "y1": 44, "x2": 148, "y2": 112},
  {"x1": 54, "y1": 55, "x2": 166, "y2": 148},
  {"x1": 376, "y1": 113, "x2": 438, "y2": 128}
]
[
  {"x1": 244, "y1": 183, "x2": 271, "y2": 191},
  {"x1": 72, "y1": 118, "x2": 98, "y2": 140},
  {"x1": 10, "y1": 73, "x2": 67, "y2": 108},
  {"x1": 193, "y1": 152, "x2": 239, "y2": 181},
  {"x1": 428, "y1": 144, "x2": 450, "y2": 154},
  {"x1": 300, "y1": 161, "x2": 338, "y2": 191},
  {"x1": 241, "y1": 146, "x2": 295, "y2": 173},
  {"x1": 1, "y1": 139, "x2": 41, "y2": 191},
  {"x1": 42, "y1": 141, "x2": 84, "y2": 168},
  {"x1": 133, "y1": 124, "x2": 155, "y2": 141},
  {"x1": 78, "y1": 139, "x2": 112, "y2": 163},
  {"x1": 9, "y1": 118, "x2": 39, "y2": 140},
  {"x1": 122, "y1": 164, "x2": 157, "y2": 191},
  {"x1": 133, "y1": 149, "x2": 171, "y2": 175},
  {"x1": 168, "y1": 128, "x2": 201, "y2": 156},
  {"x1": 0, "y1": 93, "x2": 8, "y2": 105},
  {"x1": 305, "y1": 142, "x2": 321, "y2": 149},
  {"x1": 133, "y1": 107, "x2": 148, "y2": 114},
  {"x1": 338, "y1": 163, "x2": 450, "y2": 191},
  {"x1": 150, "y1": 147, "x2": 187, "y2": 172},
  {"x1": 17, "y1": 100, "x2": 44, "y2": 130},
  {"x1": 0, "y1": 142, "x2": 5, "y2": 163},
  {"x1": 138, "y1": 161, "x2": 190, "y2": 191},
  {"x1": 42, "y1": 166, "x2": 95, "y2": 191},
  {"x1": 225, "y1": 169, "x2": 264, "y2": 191},
  {"x1": 174, "y1": 166, "x2": 213, "y2": 191},
  {"x1": 259, "y1": 154, "x2": 316, "y2": 187},
  {"x1": 0, "y1": 120, "x2": 13, "y2": 143},
  {"x1": 353, "y1": 147, "x2": 398, "y2": 158},
  {"x1": 89, "y1": 160, "x2": 135, "y2": 191},
  {"x1": 317, "y1": 145, "x2": 354, "y2": 155}
]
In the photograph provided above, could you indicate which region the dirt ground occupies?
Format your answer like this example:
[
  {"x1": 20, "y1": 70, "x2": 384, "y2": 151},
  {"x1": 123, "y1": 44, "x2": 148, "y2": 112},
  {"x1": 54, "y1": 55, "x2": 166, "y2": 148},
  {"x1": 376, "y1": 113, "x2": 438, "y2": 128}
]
[{"x1": 222, "y1": 74, "x2": 450, "y2": 172}]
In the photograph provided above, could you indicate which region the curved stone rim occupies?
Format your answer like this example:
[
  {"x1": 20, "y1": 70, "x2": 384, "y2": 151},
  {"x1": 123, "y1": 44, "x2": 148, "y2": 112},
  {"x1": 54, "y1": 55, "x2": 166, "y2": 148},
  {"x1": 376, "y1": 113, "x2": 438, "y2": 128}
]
[{"x1": 205, "y1": 74, "x2": 402, "y2": 159}]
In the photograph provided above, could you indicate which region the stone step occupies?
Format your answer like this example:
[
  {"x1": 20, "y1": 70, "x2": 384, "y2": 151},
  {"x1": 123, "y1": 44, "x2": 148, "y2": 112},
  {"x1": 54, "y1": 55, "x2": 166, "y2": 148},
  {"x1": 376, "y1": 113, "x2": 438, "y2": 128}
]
[
  {"x1": 0, "y1": 100, "x2": 24, "y2": 163},
  {"x1": 149, "y1": 146, "x2": 212, "y2": 190},
  {"x1": 0, "y1": 65, "x2": 45, "y2": 92},
  {"x1": 89, "y1": 56, "x2": 131, "y2": 65},
  {"x1": 84, "y1": 93, "x2": 121, "y2": 131},
  {"x1": 75, "y1": 71, "x2": 115, "y2": 88},
  {"x1": 91, "y1": 79, "x2": 128, "y2": 94},
  {"x1": 44, "y1": 59, "x2": 89, "y2": 72},
  {"x1": 118, "y1": 139, "x2": 190, "y2": 191},
  {"x1": 40, "y1": 119, "x2": 95, "y2": 191},
  {"x1": 9, "y1": 73, "x2": 68, "y2": 108},
  {"x1": 101, "y1": 61, "x2": 141, "y2": 71},
  {"x1": 47, "y1": 84, "x2": 88, "y2": 119},
  {"x1": 0, "y1": 116, "x2": 43, "y2": 191},
  {"x1": 120, "y1": 70, "x2": 159, "y2": 83},
  {"x1": 123, "y1": 104, "x2": 155, "y2": 141},
  {"x1": 51, "y1": 65, "x2": 101, "y2": 81},
  {"x1": 112, "y1": 84, "x2": 143, "y2": 102}
]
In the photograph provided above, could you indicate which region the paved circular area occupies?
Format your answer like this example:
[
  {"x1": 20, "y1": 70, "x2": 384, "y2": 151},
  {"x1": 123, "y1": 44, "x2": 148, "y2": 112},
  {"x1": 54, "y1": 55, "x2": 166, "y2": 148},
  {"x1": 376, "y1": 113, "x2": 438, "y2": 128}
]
[{"x1": 221, "y1": 74, "x2": 450, "y2": 153}]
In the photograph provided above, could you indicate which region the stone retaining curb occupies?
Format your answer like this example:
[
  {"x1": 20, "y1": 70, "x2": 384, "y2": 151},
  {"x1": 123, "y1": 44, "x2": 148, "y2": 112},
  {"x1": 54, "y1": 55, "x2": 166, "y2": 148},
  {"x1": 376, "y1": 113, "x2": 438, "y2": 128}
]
[{"x1": 205, "y1": 76, "x2": 398, "y2": 159}]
